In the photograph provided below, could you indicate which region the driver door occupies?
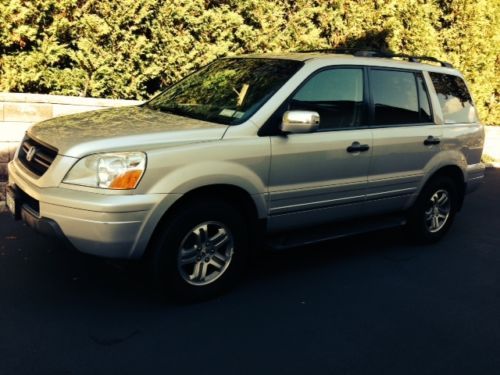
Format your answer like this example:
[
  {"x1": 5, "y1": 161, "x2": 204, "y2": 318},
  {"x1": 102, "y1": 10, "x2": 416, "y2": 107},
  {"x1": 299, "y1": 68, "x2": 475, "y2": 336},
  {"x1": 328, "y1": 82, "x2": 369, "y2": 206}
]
[{"x1": 267, "y1": 67, "x2": 373, "y2": 232}]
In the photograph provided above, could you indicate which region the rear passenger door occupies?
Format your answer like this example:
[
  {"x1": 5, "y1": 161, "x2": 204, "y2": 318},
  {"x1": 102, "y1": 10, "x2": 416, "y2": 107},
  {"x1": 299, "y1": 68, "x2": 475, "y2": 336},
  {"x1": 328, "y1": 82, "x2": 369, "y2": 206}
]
[{"x1": 365, "y1": 68, "x2": 442, "y2": 215}]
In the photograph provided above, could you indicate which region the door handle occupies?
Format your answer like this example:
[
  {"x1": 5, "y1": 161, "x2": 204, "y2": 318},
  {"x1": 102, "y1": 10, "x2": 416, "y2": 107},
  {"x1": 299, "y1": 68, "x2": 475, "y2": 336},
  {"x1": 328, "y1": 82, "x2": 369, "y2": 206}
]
[
  {"x1": 423, "y1": 136, "x2": 441, "y2": 146},
  {"x1": 347, "y1": 141, "x2": 370, "y2": 153}
]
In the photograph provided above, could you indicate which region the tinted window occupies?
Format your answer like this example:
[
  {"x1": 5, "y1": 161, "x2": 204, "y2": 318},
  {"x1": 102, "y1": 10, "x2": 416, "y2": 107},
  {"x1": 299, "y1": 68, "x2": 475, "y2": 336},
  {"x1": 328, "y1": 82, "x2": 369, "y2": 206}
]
[
  {"x1": 146, "y1": 58, "x2": 303, "y2": 125},
  {"x1": 429, "y1": 73, "x2": 476, "y2": 124},
  {"x1": 290, "y1": 68, "x2": 364, "y2": 130},
  {"x1": 417, "y1": 74, "x2": 432, "y2": 122},
  {"x1": 371, "y1": 69, "x2": 420, "y2": 125}
]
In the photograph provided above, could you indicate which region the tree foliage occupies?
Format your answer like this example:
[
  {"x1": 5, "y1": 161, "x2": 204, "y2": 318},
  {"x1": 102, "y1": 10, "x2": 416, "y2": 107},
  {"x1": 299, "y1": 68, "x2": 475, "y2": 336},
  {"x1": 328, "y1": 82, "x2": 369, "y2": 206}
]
[{"x1": 0, "y1": 0, "x2": 498, "y2": 124}]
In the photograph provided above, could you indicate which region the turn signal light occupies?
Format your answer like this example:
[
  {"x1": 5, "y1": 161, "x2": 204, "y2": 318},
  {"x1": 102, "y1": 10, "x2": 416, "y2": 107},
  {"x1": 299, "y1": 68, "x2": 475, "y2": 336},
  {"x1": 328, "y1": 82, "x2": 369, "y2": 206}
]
[{"x1": 109, "y1": 170, "x2": 144, "y2": 190}]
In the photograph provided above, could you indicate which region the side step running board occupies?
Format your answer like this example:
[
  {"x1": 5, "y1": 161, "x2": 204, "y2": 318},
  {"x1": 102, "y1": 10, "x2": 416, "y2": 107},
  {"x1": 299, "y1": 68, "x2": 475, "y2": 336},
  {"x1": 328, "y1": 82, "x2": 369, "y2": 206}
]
[{"x1": 266, "y1": 215, "x2": 407, "y2": 250}]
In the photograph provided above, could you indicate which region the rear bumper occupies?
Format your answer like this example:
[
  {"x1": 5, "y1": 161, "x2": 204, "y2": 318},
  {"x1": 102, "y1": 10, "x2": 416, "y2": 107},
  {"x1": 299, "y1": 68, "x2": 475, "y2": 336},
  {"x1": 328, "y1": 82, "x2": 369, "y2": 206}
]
[
  {"x1": 465, "y1": 162, "x2": 485, "y2": 194},
  {"x1": 7, "y1": 160, "x2": 178, "y2": 259}
]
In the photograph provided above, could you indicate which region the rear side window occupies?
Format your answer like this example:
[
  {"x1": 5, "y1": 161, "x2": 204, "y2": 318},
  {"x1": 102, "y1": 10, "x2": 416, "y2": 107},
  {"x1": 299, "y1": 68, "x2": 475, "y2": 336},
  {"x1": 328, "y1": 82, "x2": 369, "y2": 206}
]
[
  {"x1": 429, "y1": 73, "x2": 476, "y2": 124},
  {"x1": 371, "y1": 69, "x2": 425, "y2": 125}
]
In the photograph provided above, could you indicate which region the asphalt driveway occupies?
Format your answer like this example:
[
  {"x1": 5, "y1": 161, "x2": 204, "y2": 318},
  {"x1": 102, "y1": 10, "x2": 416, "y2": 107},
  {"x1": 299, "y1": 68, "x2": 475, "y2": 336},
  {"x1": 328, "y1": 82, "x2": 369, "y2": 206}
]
[{"x1": 1, "y1": 169, "x2": 499, "y2": 375}]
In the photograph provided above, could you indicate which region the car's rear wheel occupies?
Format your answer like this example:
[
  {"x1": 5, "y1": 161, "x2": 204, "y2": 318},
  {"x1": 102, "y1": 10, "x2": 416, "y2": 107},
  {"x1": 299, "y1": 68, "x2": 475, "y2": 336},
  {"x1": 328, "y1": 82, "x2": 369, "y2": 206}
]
[
  {"x1": 407, "y1": 175, "x2": 459, "y2": 243},
  {"x1": 150, "y1": 199, "x2": 249, "y2": 302}
]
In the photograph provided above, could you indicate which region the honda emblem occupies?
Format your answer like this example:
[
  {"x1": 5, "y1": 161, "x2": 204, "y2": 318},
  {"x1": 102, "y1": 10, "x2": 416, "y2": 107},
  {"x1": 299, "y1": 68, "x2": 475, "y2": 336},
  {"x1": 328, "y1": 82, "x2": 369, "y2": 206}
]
[{"x1": 26, "y1": 146, "x2": 37, "y2": 162}]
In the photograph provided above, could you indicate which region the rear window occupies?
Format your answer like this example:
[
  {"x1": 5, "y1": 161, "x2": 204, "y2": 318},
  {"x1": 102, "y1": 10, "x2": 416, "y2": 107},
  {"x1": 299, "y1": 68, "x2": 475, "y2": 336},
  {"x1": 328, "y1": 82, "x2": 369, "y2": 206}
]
[{"x1": 429, "y1": 73, "x2": 477, "y2": 124}]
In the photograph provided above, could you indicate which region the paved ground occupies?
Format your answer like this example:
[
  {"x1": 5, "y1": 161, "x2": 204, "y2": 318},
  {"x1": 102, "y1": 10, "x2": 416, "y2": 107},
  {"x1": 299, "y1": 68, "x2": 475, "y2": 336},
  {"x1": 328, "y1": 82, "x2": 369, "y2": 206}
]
[{"x1": 1, "y1": 169, "x2": 499, "y2": 375}]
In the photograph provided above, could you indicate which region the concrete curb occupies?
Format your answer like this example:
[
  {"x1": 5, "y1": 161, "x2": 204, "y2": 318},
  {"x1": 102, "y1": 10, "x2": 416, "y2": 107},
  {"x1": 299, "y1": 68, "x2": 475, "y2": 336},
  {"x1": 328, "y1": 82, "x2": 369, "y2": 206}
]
[
  {"x1": 484, "y1": 162, "x2": 500, "y2": 169},
  {"x1": 483, "y1": 125, "x2": 500, "y2": 164}
]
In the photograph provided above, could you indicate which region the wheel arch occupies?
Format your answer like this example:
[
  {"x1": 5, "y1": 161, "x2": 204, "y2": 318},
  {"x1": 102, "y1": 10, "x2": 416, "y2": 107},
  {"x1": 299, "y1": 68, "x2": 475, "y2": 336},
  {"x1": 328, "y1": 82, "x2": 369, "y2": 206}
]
[
  {"x1": 142, "y1": 184, "x2": 266, "y2": 260},
  {"x1": 421, "y1": 164, "x2": 466, "y2": 210}
]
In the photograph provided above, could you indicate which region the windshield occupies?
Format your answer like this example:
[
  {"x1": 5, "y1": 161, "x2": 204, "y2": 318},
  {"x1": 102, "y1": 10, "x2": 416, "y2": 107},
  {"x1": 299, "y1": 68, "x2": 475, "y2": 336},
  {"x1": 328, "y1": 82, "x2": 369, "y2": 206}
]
[{"x1": 144, "y1": 58, "x2": 303, "y2": 125}]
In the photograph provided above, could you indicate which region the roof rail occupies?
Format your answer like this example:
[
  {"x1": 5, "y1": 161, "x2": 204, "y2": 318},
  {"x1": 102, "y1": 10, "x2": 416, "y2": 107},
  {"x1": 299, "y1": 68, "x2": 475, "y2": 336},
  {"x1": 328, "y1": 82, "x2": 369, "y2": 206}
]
[{"x1": 298, "y1": 48, "x2": 453, "y2": 68}]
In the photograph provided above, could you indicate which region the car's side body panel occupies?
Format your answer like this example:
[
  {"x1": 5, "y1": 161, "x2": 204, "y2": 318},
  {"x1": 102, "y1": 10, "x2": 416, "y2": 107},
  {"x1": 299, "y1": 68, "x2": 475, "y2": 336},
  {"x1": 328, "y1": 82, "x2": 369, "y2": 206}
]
[
  {"x1": 365, "y1": 124, "x2": 443, "y2": 215},
  {"x1": 267, "y1": 129, "x2": 372, "y2": 231},
  {"x1": 142, "y1": 136, "x2": 271, "y2": 218}
]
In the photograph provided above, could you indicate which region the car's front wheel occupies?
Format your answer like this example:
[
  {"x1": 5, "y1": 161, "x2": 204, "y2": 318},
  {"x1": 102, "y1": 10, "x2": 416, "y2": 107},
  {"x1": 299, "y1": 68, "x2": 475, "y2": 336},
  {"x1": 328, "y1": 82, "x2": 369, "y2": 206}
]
[{"x1": 150, "y1": 199, "x2": 249, "y2": 301}]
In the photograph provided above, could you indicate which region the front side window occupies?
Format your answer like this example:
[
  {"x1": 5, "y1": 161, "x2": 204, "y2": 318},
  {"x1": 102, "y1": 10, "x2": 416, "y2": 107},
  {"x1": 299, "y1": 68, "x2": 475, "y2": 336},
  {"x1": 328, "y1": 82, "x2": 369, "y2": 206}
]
[
  {"x1": 429, "y1": 72, "x2": 477, "y2": 124},
  {"x1": 289, "y1": 68, "x2": 365, "y2": 130},
  {"x1": 145, "y1": 58, "x2": 303, "y2": 125},
  {"x1": 370, "y1": 69, "x2": 421, "y2": 125}
]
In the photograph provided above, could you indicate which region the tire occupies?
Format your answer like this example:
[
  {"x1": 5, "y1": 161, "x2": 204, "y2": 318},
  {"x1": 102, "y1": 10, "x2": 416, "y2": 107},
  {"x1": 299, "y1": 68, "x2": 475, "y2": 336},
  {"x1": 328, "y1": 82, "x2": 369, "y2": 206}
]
[
  {"x1": 150, "y1": 198, "x2": 249, "y2": 302},
  {"x1": 407, "y1": 175, "x2": 460, "y2": 244}
]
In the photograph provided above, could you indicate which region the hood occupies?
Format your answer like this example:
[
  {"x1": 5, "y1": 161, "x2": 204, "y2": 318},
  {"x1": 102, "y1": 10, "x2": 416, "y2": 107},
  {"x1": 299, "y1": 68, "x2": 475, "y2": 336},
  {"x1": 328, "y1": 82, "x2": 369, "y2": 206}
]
[{"x1": 28, "y1": 106, "x2": 228, "y2": 157}]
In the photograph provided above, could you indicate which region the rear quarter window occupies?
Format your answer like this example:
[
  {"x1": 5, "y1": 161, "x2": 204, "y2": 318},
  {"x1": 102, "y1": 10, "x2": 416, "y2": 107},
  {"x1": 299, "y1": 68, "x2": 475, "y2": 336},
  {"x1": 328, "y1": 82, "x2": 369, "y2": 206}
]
[{"x1": 429, "y1": 72, "x2": 477, "y2": 124}]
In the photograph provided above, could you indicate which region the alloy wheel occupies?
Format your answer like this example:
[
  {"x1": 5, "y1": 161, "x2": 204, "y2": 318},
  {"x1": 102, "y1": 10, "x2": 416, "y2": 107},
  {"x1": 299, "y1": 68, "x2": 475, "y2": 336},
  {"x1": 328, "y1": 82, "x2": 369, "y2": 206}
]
[
  {"x1": 424, "y1": 189, "x2": 451, "y2": 233},
  {"x1": 177, "y1": 221, "x2": 234, "y2": 286}
]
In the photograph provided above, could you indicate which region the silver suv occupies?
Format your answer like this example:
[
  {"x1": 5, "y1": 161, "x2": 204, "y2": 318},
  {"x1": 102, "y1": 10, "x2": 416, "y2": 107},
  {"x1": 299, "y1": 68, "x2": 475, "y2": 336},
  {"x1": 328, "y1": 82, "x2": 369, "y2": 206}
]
[{"x1": 7, "y1": 51, "x2": 485, "y2": 300}]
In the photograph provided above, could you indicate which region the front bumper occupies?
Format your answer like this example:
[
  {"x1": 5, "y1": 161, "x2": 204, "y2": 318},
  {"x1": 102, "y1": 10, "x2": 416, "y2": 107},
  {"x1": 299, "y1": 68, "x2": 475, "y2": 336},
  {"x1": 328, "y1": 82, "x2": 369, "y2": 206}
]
[
  {"x1": 7, "y1": 184, "x2": 66, "y2": 239},
  {"x1": 7, "y1": 160, "x2": 177, "y2": 259}
]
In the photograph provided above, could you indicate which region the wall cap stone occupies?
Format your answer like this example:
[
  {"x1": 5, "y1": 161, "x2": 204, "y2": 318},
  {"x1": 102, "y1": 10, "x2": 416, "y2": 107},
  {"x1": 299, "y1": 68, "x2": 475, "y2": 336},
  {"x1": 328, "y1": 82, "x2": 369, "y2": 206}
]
[{"x1": 0, "y1": 92, "x2": 143, "y2": 107}]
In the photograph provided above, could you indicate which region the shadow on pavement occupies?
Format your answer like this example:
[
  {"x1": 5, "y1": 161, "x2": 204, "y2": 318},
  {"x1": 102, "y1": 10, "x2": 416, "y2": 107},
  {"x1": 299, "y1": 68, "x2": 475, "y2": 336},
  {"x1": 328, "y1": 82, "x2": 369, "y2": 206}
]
[{"x1": 0, "y1": 209, "x2": 421, "y2": 308}]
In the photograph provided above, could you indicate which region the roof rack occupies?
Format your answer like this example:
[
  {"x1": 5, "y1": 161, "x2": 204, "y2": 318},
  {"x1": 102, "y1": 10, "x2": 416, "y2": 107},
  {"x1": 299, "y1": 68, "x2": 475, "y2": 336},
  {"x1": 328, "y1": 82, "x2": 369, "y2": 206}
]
[{"x1": 298, "y1": 48, "x2": 453, "y2": 68}]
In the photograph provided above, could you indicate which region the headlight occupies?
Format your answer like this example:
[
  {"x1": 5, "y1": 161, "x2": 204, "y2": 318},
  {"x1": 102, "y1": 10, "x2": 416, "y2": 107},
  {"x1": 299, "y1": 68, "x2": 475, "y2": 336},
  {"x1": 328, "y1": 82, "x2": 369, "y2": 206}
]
[{"x1": 63, "y1": 152, "x2": 146, "y2": 190}]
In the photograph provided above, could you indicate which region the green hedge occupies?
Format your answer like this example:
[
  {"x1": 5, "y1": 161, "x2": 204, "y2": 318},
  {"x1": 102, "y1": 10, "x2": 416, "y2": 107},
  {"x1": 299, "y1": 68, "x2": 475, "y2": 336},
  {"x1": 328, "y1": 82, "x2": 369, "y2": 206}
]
[{"x1": 0, "y1": 0, "x2": 498, "y2": 124}]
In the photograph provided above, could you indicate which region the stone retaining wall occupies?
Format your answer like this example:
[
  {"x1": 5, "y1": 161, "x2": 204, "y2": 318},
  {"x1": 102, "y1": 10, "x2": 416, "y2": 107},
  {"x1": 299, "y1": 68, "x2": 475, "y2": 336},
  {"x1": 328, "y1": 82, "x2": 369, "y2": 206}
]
[{"x1": 0, "y1": 92, "x2": 142, "y2": 211}]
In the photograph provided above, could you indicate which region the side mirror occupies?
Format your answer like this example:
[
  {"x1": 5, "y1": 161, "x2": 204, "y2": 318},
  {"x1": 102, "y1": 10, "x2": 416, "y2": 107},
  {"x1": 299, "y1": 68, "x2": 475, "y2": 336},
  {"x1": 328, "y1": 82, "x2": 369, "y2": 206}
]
[{"x1": 281, "y1": 110, "x2": 320, "y2": 134}]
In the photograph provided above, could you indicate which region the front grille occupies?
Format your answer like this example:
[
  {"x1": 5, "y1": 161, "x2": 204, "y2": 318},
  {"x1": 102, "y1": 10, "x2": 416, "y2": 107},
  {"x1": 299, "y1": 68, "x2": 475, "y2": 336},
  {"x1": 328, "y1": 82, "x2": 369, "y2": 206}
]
[{"x1": 18, "y1": 135, "x2": 58, "y2": 177}]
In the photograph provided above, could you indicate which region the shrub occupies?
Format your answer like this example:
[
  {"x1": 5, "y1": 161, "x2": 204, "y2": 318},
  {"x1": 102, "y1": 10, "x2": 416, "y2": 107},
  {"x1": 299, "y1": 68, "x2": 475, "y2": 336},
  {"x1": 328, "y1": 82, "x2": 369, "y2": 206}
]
[{"x1": 0, "y1": 0, "x2": 498, "y2": 124}]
